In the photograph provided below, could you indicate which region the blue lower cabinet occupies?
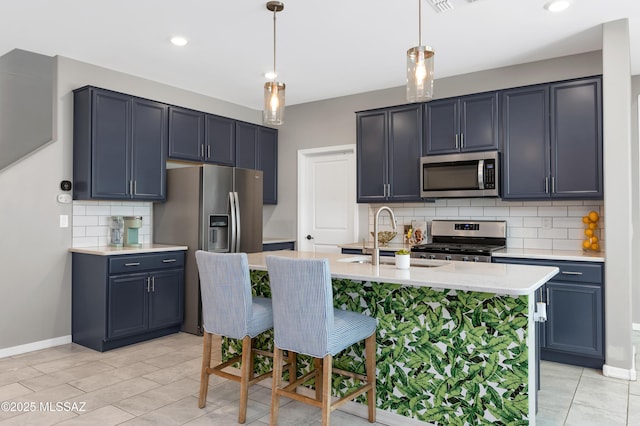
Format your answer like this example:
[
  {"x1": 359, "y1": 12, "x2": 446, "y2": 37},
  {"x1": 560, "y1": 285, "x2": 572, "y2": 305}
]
[
  {"x1": 262, "y1": 241, "x2": 295, "y2": 251},
  {"x1": 493, "y1": 257, "x2": 604, "y2": 368},
  {"x1": 73, "y1": 251, "x2": 185, "y2": 351}
]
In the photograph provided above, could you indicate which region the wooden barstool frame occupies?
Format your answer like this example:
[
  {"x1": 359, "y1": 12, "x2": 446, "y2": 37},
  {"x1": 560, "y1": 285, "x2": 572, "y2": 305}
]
[{"x1": 270, "y1": 333, "x2": 376, "y2": 426}]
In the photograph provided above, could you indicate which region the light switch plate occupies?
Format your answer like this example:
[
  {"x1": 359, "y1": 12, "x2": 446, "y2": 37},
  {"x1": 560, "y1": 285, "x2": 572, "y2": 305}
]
[{"x1": 59, "y1": 215, "x2": 69, "y2": 228}]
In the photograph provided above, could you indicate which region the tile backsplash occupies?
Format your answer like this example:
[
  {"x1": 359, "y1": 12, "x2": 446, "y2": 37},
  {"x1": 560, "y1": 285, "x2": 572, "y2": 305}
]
[
  {"x1": 369, "y1": 198, "x2": 605, "y2": 251},
  {"x1": 72, "y1": 201, "x2": 153, "y2": 248}
]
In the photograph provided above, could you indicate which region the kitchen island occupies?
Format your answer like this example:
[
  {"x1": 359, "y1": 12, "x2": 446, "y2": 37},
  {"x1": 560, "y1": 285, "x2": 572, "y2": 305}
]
[{"x1": 228, "y1": 250, "x2": 558, "y2": 425}]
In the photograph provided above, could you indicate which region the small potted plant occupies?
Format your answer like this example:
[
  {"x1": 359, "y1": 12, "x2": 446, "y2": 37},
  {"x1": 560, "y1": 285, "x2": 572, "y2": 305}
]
[{"x1": 395, "y1": 249, "x2": 410, "y2": 269}]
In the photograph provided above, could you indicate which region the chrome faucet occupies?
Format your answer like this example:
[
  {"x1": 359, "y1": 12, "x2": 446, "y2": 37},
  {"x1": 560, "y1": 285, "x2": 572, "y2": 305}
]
[{"x1": 372, "y1": 206, "x2": 397, "y2": 266}]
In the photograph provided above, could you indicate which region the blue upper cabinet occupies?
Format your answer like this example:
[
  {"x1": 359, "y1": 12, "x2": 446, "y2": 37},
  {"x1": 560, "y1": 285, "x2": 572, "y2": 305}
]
[
  {"x1": 502, "y1": 76, "x2": 603, "y2": 200},
  {"x1": 73, "y1": 86, "x2": 167, "y2": 201},
  {"x1": 357, "y1": 104, "x2": 422, "y2": 203},
  {"x1": 235, "y1": 121, "x2": 278, "y2": 204},
  {"x1": 424, "y1": 92, "x2": 499, "y2": 155},
  {"x1": 168, "y1": 107, "x2": 235, "y2": 166}
]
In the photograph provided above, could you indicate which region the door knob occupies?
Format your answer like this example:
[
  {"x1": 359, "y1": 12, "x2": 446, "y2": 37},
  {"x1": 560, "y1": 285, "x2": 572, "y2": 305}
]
[{"x1": 306, "y1": 234, "x2": 314, "y2": 240}]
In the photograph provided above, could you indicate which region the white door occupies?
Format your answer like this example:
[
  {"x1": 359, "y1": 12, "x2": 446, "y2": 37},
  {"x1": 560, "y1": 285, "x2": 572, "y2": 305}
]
[{"x1": 298, "y1": 145, "x2": 358, "y2": 253}]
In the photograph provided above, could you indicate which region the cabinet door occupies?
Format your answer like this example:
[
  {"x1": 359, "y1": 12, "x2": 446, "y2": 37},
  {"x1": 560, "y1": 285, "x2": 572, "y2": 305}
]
[
  {"x1": 460, "y1": 92, "x2": 498, "y2": 152},
  {"x1": 107, "y1": 273, "x2": 149, "y2": 339},
  {"x1": 388, "y1": 105, "x2": 422, "y2": 201},
  {"x1": 545, "y1": 281, "x2": 603, "y2": 358},
  {"x1": 259, "y1": 126, "x2": 278, "y2": 204},
  {"x1": 235, "y1": 122, "x2": 259, "y2": 169},
  {"x1": 131, "y1": 98, "x2": 167, "y2": 200},
  {"x1": 424, "y1": 98, "x2": 458, "y2": 155},
  {"x1": 357, "y1": 110, "x2": 388, "y2": 202},
  {"x1": 205, "y1": 114, "x2": 235, "y2": 166},
  {"x1": 91, "y1": 90, "x2": 132, "y2": 199},
  {"x1": 148, "y1": 269, "x2": 184, "y2": 330},
  {"x1": 501, "y1": 86, "x2": 550, "y2": 199},
  {"x1": 550, "y1": 78, "x2": 603, "y2": 199},
  {"x1": 168, "y1": 107, "x2": 204, "y2": 162}
]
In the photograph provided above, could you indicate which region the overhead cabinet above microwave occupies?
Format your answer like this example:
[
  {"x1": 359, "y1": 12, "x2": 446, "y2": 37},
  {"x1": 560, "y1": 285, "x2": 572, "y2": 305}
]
[
  {"x1": 501, "y1": 76, "x2": 603, "y2": 200},
  {"x1": 423, "y1": 92, "x2": 499, "y2": 155}
]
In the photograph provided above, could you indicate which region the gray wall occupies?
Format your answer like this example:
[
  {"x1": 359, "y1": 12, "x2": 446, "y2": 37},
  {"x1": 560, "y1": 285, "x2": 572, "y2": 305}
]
[{"x1": 0, "y1": 54, "x2": 261, "y2": 351}]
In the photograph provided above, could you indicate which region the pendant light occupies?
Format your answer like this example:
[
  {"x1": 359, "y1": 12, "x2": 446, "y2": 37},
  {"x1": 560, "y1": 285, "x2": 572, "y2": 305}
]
[
  {"x1": 263, "y1": 1, "x2": 285, "y2": 125},
  {"x1": 406, "y1": 0, "x2": 435, "y2": 102}
]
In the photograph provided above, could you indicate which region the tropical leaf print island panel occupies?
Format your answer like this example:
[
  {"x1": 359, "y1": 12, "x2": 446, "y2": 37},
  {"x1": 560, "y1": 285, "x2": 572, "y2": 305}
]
[{"x1": 223, "y1": 271, "x2": 530, "y2": 425}]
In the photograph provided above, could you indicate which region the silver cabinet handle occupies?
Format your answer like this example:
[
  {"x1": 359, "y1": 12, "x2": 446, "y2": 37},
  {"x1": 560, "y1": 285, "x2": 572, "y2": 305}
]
[
  {"x1": 546, "y1": 287, "x2": 550, "y2": 306},
  {"x1": 151, "y1": 276, "x2": 155, "y2": 292},
  {"x1": 207, "y1": 145, "x2": 211, "y2": 159},
  {"x1": 146, "y1": 276, "x2": 151, "y2": 292},
  {"x1": 460, "y1": 133, "x2": 464, "y2": 149},
  {"x1": 551, "y1": 176, "x2": 555, "y2": 193},
  {"x1": 200, "y1": 144, "x2": 205, "y2": 157},
  {"x1": 129, "y1": 180, "x2": 133, "y2": 195},
  {"x1": 545, "y1": 177, "x2": 549, "y2": 194},
  {"x1": 455, "y1": 134, "x2": 459, "y2": 149},
  {"x1": 162, "y1": 259, "x2": 177, "y2": 263},
  {"x1": 133, "y1": 180, "x2": 137, "y2": 195},
  {"x1": 124, "y1": 262, "x2": 141, "y2": 267},
  {"x1": 561, "y1": 271, "x2": 583, "y2": 275}
]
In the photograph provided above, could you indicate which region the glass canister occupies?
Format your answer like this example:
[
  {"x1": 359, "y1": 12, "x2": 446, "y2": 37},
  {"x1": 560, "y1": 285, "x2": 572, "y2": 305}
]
[
  {"x1": 582, "y1": 210, "x2": 601, "y2": 252},
  {"x1": 110, "y1": 216, "x2": 125, "y2": 247}
]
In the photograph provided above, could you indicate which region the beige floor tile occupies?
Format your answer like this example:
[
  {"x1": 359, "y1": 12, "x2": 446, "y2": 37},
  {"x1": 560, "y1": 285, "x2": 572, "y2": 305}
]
[
  {"x1": 565, "y1": 402, "x2": 627, "y2": 426},
  {"x1": 120, "y1": 395, "x2": 217, "y2": 425},
  {"x1": 572, "y1": 376, "x2": 629, "y2": 416},
  {"x1": 535, "y1": 406, "x2": 568, "y2": 426},
  {"x1": 257, "y1": 399, "x2": 322, "y2": 426},
  {"x1": 114, "y1": 377, "x2": 200, "y2": 416},
  {"x1": 141, "y1": 357, "x2": 201, "y2": 385},
  {"x1": 629, "y1": 393, "x2": 640, "y2": 425},
  {"x1": 55, "y1": 405, "x2": 135, "y2": 425},
  {"x1": 78, "y1": 377, "x2": 161, "y2": 413},
  {"x1": 20, "y1": 361, "x2": 115, "y2": 392},
  {"x1": 0, "y1": 408, "x2": 78, "y2": 425},
  {"x1": 67, "y1": 361, "x2": 160, "y2": 393},
  {"x1": 0, "y1": 381, "x2": 34, "y2": 400},
  {"x1": 0, "y1": 365, "x2": 44, "y2": 387}
]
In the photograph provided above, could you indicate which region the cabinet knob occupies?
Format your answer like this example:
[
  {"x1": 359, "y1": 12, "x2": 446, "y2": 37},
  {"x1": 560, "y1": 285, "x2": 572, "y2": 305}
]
[{"x1": 306, "y1": 234, "x2": 314, "y2": 240}]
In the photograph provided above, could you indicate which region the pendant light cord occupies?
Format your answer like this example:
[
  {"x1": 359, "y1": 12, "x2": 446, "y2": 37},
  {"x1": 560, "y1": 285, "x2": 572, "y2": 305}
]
[
  {"x1": 418, "y1": 0, "x2": 422, "y2": 46},
  {"x1": 273, "y1": 8, "x2": 277, "y2": 82}
]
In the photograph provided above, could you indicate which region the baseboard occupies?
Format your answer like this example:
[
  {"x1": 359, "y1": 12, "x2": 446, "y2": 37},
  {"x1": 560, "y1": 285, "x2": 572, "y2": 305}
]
[
  {"x1": 0, "y1": 335, "x2": 72, "y2": 359},
  {"x1": 602, "y1": 362, "x2": 637, "y2": 381}
]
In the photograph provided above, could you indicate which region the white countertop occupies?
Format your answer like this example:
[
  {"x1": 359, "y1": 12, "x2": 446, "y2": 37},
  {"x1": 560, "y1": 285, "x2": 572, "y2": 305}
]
[
  {"x1": 493, "y1": 248, "x2": 605, "y2": 263},
  {"x1": 247, "y1": 250, "x2": 558, "y2": 296},
  {"x1": 69, "y1": 244, "x2": 188, "y2": 256}
]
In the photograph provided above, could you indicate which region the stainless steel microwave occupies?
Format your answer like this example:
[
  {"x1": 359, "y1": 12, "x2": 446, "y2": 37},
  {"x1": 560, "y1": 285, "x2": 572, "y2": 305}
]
[{"x1": 420, "y1": 151, "x2": 500, "y2": 198}]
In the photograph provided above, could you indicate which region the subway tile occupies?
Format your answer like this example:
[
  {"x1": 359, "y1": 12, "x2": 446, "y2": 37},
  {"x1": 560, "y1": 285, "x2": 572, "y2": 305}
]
[
  {"x1": 458, "y1": 207, "x2": 484, "y2": 217},
  {"x1": 506, "y1": 237, "x2": 523, "y2": 248},
  {"x1": 523, "y1": 217, "x2": 543, "y2": 227},
  {"x1": 85, "y1": 205, "x2": 112, "y2": 216},
  {"x1": 470, "y1": 198, "x2": 497, "y2": 206},
  {"x1": 72, "y1": 227, "x2": 86, "y2": 238},
  {"x1": 538, "y1": 206, "x2": 568, "y2": 217},
  {"x1": 553, "y1": 239, "x2": 583, "y2": 251},
  {"x1": 73, "y1": 216, "x2": 99, "y2": 227},
  {"x1": 85, "y1": 226, "x2": 107, "y2": 237},
  {"x1": 73, "y1": 237, "x2": 100, "y2": 248},
  {"x1": 483, "y1": 206, "x2": 510, "y2": 216},
  {"x1": 538, "y1": 228, "x2": 568, "y2": 239},
  {"x1": 72, "y1": 205, "x2": 86, "y2": 215},
  {"x1": 524, "y1": 239, "x2": 553, "y2": 249},
  {"x1": 435, "y1": 207, "x2": 459, "y2": 217},
  {"x1": 554, "y1": 217, "x2": 583, "y2": 228},
  {"x1": 509, "y1": 228, "x2": 538, "y2": 238},
  {"x1": 503, "y1": 217, "x2": 523, "y2": 228},
  {"x1": 445, "y1": 199, "x2": 470, "y2": 207},
  {"x1": 110, "y1": 206, "x2": 135, "y2": 216},
  {"x1": 413, "y1": 207, "x2": 436, "y2": 217},
  {"x1": 509, "y1": 206, "x2": 539, "y2": 217}
]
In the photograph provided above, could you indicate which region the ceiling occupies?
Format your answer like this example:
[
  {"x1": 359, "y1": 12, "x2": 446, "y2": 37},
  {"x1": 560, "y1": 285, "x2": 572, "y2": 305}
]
[{"x1": 2, "y1": 0, "x2": 639, "y2": 110}]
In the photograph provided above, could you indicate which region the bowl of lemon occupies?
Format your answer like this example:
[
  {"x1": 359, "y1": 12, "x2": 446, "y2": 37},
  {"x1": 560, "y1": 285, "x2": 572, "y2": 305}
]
[{"x1": 582, "y1": 210, "x2": 600, "y2": 252}]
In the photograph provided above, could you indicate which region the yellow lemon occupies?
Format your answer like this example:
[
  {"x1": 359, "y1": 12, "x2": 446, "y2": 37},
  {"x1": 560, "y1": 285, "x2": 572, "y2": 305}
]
[
  {"x1": 588, "y1": 222, "x2": 598, "y2": 230},
  {"x1": 584, "y1": 229, "x2": 593, "y2": 237},
  {"x1": 588, "y1": 211, "x2": 599, "y2": 222},
  {"x1": 583, "y1": 240, "x2": 591, "y2": 249},
  {"x1": 590, "y1": 235, "x2": 598, "y2": 243},
  {"x1": 591, "y1": 242, "x2": 600, "y2": 251},
  {"x1": 582, "y1": 216, "x2": 590, "y2": 224}
]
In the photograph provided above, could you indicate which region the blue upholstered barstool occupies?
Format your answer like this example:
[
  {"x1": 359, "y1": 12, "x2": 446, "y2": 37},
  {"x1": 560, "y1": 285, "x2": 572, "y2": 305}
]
[
  {"x1": 195, "y1": 250, "x2": 276, "y2": 424},
  {"x1": 266, "y1": 255, "x2": 377, "y2": 426}
]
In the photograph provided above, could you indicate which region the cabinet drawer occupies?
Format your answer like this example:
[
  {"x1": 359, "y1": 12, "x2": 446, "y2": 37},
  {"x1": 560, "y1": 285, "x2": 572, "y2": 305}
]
[
  {"x1": 494, "y1": 257, "x2": 603, "y2": 284},
  {"x1": 109, "y1": 251, "x2": 185, "y2": 274}
]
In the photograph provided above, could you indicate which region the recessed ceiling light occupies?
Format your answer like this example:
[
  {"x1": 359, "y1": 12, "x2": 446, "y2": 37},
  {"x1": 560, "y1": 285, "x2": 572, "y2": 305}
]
[
  {"x1": 544, "y1": 0, "x2": 570, "y2": 13},
  {"x1": 170, "y1": 36, "x2": 188, "y2": 47}
]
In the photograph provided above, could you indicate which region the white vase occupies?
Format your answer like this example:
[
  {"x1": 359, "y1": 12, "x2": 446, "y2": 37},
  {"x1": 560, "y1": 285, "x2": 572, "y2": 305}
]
[{"x1": 395, "y1": 254, "x2": 410, "y2": 269}]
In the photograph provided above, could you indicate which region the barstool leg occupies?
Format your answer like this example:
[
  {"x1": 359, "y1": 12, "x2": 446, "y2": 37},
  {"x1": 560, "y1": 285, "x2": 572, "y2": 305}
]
[
  {"x1": 238, "y1": 336, "x2": 252, "y2": 424},
  {"x1": 321, "y1": 355, "x2": 332, "y2": 426},
  {"x1": 270, "y1": 347, "x2": 284, "y2": 426},
  {"x1": 314, "y1": 358, "x2": 323, "y2": 401},
  {"x1": 198, "y1": 332, "x2": 212, "y2": 408},
  {"x1": 287, "y1": 351, "x2": 297, "y2": 387},
  {"x1": 365, "y1": 334, "x2": 376, "y2": 423}
]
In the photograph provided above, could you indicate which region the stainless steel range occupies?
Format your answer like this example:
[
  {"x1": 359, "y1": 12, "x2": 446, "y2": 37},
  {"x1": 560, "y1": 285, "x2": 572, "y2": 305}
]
[{"x1": 411, "y1": 220, "x2": 506, "y2": 263}]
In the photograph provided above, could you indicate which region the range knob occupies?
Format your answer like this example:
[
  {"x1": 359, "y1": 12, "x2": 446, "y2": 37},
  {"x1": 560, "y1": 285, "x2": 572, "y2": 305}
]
[
  {"x1": 473, "y1": 257, "x2": 481, "y2": 262},
  {"x1": 445, "y1": 255, "x2": 452, "y2": 261},
  {"x1": 462, "y1": 256, "x2": 470, "y2": 262},
  {"x1": 429, "y1": 255, "x2": 436, "y2": 260}
]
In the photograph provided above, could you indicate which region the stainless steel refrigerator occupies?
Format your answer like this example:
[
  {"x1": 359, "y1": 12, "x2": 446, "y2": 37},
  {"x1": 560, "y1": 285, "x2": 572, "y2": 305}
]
[{"x1": 153, "y1": 165, "x2": 263, "y2": 335}]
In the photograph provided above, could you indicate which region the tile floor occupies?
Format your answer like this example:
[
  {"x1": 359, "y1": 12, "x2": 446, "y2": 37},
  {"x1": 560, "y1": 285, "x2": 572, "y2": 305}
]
[{"x1": 0, "y1": 331, "x2": 638, "y2": 425}]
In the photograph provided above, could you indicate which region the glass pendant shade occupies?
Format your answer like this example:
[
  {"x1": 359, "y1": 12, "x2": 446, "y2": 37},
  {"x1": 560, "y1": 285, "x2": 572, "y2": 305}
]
[
  {"x1": 406, "y1": 45, "x2": 435, "y2": 102},
  {"x1": 263, "y1": 81, "x2": 285, "y2": 125}
]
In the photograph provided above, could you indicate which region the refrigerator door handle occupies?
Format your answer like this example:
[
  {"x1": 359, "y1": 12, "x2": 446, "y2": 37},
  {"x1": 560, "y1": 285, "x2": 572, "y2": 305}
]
[
  {"x1": 229, "y1": 192, "x2": 238, "y2": 253},
  {"x1": 234, "y1": 192, "x2": 241, "y2": 253}
]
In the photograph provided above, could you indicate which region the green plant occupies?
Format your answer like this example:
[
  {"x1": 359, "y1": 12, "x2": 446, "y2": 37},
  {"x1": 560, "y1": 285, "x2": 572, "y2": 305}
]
[{"x1": 395, "y1": 249, "x2": 410, "y2": 256}]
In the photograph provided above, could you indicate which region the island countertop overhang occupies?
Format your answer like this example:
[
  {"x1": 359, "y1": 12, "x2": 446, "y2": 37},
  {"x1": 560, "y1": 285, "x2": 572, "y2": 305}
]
[{"x1": 246, "y1": 250, "x2": 559, "y2": 296}]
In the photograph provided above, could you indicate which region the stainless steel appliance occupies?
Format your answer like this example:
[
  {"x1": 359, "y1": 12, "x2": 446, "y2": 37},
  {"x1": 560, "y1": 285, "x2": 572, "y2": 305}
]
[
  {"x1": 411, "y1": 220, "x2": 506, "y2": 262},
  {"x1": 420, "y1": 151, "x2": 499, "y2": 198},
  {"x1": 153, "y1": 165, "x2": 263, "y2": 335}
]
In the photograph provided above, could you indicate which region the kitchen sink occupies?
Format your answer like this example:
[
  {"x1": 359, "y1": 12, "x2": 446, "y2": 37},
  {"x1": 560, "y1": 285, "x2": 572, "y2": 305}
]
[{"x1": 337, "y1": 256, "x2": 448, "y2": 268}]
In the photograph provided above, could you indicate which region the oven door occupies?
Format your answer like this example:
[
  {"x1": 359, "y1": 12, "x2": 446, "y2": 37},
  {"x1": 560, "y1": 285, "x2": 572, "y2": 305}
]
[{"x1": 420, "y1": 151, "x2": 499, "y2": 198}]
